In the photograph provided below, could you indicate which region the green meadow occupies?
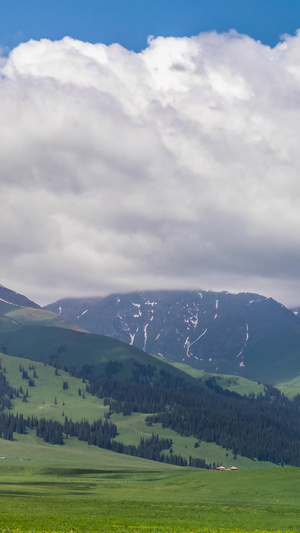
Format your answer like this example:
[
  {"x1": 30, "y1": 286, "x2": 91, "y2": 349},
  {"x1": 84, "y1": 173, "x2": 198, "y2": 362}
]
[
  {"x1": 1, "y1": 352, "x2": 300, "y2": 532},
  {"x1": 0, "y1": 443, "x2": 299, "y2": 533}
]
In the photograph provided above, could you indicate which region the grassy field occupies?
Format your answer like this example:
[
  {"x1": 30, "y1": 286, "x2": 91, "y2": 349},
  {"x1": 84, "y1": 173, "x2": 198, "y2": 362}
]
[
  {"x1": 0, "y1": 443, "x2": 298, "y2": 533},
  {"x1": 0, "y1": 353, "x2": 299, "y2": 532}
]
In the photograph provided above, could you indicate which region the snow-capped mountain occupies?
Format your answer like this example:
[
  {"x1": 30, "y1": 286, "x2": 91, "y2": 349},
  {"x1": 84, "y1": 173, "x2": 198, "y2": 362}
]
[{"x1": 45, "y1": 290, "x2": 300, "y2": 382}]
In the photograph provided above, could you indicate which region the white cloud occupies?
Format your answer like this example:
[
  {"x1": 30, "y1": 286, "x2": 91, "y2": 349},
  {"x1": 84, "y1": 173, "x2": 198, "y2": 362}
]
[{"x1": 1, "y1": 32, "x2": 300, "y2": 306}]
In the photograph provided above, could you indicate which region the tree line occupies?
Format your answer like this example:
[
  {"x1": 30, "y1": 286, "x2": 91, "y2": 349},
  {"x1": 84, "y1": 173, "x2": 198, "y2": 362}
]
[{"x1": 84, "y1": 368, "x2": 300, "y2": 466}]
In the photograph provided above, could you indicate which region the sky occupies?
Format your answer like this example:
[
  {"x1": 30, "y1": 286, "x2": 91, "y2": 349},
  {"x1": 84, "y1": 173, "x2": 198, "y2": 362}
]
[{"x1": 1, "y1": 1, "x2": 300, "y2": 307}]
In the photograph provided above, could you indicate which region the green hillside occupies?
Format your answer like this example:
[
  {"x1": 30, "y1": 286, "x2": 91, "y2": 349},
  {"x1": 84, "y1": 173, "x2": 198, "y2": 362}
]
[
  {"x1": 0, "y1": 307, "x2": 299, "y2": 471},
  {"x1": 155, "y1": 356, "x2": 266, "y2": 395},
  {"x1": 0, "y1": 352, "x2": 276, "y2": 470},
  {"x1": 0, "y1": 321, "x2": 201, "y2": 384},
  {"x1": 0, "y1": 352, "x2": 107, "y2": 423},
  {"x1": 4, "y1": 306, "x2": 86, "y2": 331},
  {"x1": 275, "y1": 374, "x2": 300, "y2": 398}
]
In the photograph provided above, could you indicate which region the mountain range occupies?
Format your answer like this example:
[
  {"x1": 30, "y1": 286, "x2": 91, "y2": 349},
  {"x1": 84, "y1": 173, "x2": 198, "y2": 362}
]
[
  {"x1": 2, "y1": 282, "x2": 300, "y2": 384},
  {"x1": 0, "y1": 284, "x2": 198, "y2": 385},
  {"x1": 45, "y1": 290, "x2": 300, "y2": 383},
  {"x1": 3, "y1": 283, "x2": 300, "y2": 467}
]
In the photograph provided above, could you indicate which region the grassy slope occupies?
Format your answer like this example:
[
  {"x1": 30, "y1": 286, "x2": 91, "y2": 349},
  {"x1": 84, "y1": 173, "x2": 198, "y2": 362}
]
[
  {"x1": 110, "y1": 412, "x2": 275, "y2": 470},
  {"x1": 0, "y1": 322, "x2": 202, "y2": 385},
  {"x1": 156, "y1": 356, "x2": 265, "y2": 395},
  {"x1": 159, "y1": 354, "x2": 300, "y2": 398},
  {"x1": 275, "y1": 375, "x2": 300, "y2": 398},
  {"x1": 0, "y1": 352, "x2": 107, "y2": 422},
  {"x1": 1, "y1": 352, "x2": 275, "y2": 470},
  {"x1": 4, "y1": 306, "x2": 87, "y2": 331}
]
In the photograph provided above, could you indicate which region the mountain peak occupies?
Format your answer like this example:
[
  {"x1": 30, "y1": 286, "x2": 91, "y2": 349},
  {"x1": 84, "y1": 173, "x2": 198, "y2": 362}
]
[{"x1": 0, "y1": 285, "x2": 40, "y2": 310}]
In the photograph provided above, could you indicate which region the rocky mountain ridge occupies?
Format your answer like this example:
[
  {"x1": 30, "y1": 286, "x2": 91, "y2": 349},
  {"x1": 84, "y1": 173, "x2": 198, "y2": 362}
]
[
  {"x1": 45, "y1": 289, "x2": 300, "y2": 382},
  {"x1": 0, "y1": 284, "x2": 40, "y2": 311}
]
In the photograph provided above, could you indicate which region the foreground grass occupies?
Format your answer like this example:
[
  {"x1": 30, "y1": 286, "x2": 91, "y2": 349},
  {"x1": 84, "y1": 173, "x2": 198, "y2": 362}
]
[{"x1": 0, "y1": 450, "x2": 299, "y2": 532}]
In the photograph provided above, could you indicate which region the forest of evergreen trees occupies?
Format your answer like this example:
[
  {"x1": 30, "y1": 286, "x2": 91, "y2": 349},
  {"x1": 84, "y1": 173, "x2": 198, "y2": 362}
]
[
  {"x1": 2, "y1": 356, "x2": 300, "y2": 467},
  {"x1": 0, "y1": 364, "x2": 211, "y2": 467},
  {"x1": 85, "y1": 367, "x2": 300, "y2": 466}
]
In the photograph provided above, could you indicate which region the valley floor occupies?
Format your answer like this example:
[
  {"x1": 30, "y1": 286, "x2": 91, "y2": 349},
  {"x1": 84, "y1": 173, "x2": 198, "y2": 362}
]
[{"x1": 0, "y1": 436, "x2": 299, "y2": 532}]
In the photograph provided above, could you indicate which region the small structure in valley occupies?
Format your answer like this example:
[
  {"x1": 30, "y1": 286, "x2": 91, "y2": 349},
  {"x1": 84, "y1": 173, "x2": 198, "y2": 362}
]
[{"x1": 214, "y1": 465, "x2": 238, "y2": 471}]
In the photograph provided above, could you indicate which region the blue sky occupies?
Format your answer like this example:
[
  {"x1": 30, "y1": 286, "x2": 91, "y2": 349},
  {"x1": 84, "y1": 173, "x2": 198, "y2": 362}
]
[{"x1": 1, "y1": 0, "x2": 300, "y2": 52}]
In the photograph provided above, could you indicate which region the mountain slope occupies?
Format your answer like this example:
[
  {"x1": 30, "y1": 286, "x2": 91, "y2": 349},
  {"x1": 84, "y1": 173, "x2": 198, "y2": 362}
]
[
  {"x1": 0, "y1": 284, "x2": 204, "y2": 385},
  {"x1": 4, "y1": 307, "x2": 87, "y2": 332},
  {"x1": 0, "y1": 320, "x2": 202, "y2": 385},
  {"x1": 0, "y1": 284, "x2": 87, "y2": 332},
  {"x1": 0, "y1": 284, "x2": 40, "y2": 313},
  {"x1": 45, "y1": 290, "x2": 300, "y2": 383}
]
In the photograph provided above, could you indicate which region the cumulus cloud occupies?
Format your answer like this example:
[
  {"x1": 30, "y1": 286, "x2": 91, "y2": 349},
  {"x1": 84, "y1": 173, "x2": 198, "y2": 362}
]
[{"x1": 1, "y1": 31, "x2": 300, "y2": 305}]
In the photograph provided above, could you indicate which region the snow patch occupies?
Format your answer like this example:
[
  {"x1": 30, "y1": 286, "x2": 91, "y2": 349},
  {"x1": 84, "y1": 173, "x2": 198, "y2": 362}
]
[
  {"x1": 77, "y1": 309, "x2": 88, "y2": 319},
  {"x1": 184, "y1": 328, "x2": 207, "y2": 357},
  {"x1": 190, "y1": 314, "x2": 199, "y2": 328},
  {"x1": 155, "y1": 329, "x2": 163, "y2": 341},
  {"x1": 0, "y1": 298, "x2": 17, "y2": 306},
  {"x1": 143, "y1": 324, "x2": 149, "y2": 351},
  {"x1": 129, "y1": 327, "x2": 139, "y2": 346},
  {"x1": 236, "y1": 323, "x2": 249, "y2": 358},
  {"x1": 132, "y1": 302, "x2": 142, "y2": 317}
]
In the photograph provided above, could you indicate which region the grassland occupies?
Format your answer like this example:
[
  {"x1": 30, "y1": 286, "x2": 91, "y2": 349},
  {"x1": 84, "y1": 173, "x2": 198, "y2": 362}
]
[
  {"x1": 0, "y1": 353, "x2": 299, "y2": 532},
  {"x1": 0, "y1": 447, "x2": 298, "y2": 533}
]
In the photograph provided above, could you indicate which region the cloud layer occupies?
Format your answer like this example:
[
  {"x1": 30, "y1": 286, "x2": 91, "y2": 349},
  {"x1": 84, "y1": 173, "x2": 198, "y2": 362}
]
[{"x1": 1, "y1": 31, "x2": 300, "y2": 305}]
